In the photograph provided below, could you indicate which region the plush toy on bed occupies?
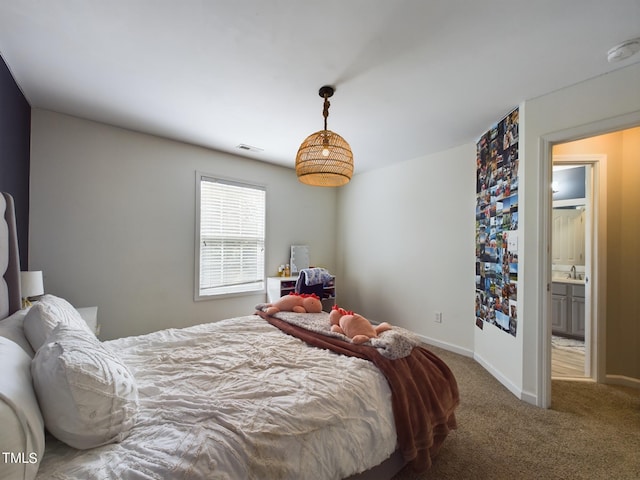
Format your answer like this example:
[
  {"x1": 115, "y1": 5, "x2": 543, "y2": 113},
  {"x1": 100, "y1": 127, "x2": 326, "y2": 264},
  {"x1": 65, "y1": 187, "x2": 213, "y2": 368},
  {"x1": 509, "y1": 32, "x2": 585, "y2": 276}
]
[
  {"x1": 329, "y1": 305, "x2": 392, "y2": 344},
  {"x1": 264, "y1": 293, "x2": 323, "y2": 316}
]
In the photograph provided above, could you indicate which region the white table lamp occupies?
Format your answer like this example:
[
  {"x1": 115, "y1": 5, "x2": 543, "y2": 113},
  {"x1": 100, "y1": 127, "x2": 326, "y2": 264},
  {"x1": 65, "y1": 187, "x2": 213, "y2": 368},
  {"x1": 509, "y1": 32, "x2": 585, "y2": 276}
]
[{"x1": 20, "y1": 271, "x2": 44, "y2": 308}]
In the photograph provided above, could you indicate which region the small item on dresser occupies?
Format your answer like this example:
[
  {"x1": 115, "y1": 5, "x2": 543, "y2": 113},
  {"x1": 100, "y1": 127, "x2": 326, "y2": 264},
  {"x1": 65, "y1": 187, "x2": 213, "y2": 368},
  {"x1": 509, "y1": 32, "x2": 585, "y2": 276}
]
[
  {"x1": 284, "y1": 264, "x2": 291, "y2": 276},
  {"x1": 295, "y1": 268, "x2": 334, "y2": 297}
]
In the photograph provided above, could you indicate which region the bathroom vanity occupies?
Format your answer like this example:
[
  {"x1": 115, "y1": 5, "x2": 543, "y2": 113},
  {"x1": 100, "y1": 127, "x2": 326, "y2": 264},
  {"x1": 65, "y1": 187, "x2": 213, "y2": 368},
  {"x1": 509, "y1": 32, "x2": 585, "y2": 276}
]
[{"x1": 551, "y1": 279, "x2": 585, "y2": 340}]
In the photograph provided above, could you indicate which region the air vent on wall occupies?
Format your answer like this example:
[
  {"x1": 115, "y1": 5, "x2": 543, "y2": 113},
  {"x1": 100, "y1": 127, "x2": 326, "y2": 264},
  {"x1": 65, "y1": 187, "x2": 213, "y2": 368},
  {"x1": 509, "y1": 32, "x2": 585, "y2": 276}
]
[{"x1": 236, "y1": 144, "x2": 264, "y2": 153}]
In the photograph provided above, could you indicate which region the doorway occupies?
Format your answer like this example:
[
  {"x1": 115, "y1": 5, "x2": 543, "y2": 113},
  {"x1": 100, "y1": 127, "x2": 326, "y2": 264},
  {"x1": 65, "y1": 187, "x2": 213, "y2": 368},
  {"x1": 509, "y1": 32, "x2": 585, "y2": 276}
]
[
  {"x1": 550, "y1": 159, "x2": 595, "y2": 380},
  {"x1": 540, "y1": 118, "x2": 640, "y2": 408}
]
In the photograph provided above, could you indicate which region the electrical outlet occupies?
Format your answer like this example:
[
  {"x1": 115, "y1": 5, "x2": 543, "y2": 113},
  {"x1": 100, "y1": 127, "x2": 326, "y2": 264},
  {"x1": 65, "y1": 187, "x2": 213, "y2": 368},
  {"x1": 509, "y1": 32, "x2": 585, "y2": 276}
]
[{"x1": 435, "y1": 312, "x2": 442, "y2": 323}]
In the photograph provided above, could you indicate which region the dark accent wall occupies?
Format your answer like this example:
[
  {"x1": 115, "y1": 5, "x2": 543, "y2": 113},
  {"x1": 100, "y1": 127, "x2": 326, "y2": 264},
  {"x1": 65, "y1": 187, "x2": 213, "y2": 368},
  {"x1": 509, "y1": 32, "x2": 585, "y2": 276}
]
[{"x1": 0, "y1": 54, "x2": 30, "y2": 269}]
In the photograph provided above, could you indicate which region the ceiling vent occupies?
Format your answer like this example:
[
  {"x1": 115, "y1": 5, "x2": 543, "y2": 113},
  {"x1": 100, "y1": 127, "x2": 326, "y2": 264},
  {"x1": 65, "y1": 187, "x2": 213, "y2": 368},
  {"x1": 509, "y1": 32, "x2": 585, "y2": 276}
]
[{"x1": 236, "y1": 144, "x2": 263, "y2": 153}]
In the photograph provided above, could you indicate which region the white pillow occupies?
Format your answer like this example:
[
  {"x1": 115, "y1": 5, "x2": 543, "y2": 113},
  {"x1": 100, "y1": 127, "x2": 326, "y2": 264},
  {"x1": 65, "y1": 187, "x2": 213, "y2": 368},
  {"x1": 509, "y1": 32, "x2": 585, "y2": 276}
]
[
  {"x1": 24, "y1": 294, "x2": 93, "y2": 352},
  {"x1": 0, "y1": 337, "x2": 45, "y2": 480},
  {"x1": 0, "y1": 307, "x2": 35, "y2": 357},
  {"x1": 31, "y1": 324, "x2": 138, "y2": 450}
]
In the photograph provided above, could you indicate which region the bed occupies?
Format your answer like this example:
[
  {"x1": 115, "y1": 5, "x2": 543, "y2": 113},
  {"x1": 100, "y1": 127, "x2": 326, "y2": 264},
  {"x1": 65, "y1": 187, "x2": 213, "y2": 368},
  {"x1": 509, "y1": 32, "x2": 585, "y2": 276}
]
[{"x1": 0, "y1": 192, "x2": 459, "y2": 480}]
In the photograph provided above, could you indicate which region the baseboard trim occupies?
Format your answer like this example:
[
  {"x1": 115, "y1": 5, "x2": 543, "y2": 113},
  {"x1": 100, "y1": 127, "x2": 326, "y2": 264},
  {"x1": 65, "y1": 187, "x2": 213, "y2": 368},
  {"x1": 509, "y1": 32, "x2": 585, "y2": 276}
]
[
  {"x1": 414, "y1": 336, "x2": 542, "y2": 405},
  {"x1": 416, "y1": 335, "x2": 474, "y2": 358},
  {"x1": 520, "y1": 390, "x2": 539, "y2": 406},
  {"x1": 605, "y1": 374, "x2": 640, "y2": 389},
  {"x1": 473, "y1": 352, "x2": 528, "y2": 401}
]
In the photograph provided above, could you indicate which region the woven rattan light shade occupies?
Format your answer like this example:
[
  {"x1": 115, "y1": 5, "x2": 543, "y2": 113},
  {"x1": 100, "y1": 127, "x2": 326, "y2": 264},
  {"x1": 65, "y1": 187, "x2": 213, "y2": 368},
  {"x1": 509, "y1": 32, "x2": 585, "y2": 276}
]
[
  {"x1": 295, "y1": 129, "x2": 353, "y2": 187},
  {"x1": 295, "y1": 85, "x2": 353, "y2": 187}
]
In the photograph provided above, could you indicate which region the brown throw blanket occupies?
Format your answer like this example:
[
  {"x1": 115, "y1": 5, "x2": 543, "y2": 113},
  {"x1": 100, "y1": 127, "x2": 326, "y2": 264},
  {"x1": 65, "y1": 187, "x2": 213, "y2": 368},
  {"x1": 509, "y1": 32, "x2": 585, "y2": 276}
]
[{"x1": 255, "y1": 310, "x2": 459, "y2": 472}]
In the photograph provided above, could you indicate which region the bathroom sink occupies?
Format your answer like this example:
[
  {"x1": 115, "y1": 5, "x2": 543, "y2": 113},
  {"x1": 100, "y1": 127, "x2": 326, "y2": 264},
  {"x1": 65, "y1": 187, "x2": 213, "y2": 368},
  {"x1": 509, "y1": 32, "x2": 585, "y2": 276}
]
[{"x1": 552, "y1": 275, "x2": 585, "y2": 285}]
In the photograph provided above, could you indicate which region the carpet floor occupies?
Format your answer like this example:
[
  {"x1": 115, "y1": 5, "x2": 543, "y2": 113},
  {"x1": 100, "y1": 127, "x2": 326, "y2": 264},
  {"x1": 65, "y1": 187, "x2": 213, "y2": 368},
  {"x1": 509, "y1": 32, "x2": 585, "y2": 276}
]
[{"x1": 391, "y1": 345, "x2": 640, "y2": 480}]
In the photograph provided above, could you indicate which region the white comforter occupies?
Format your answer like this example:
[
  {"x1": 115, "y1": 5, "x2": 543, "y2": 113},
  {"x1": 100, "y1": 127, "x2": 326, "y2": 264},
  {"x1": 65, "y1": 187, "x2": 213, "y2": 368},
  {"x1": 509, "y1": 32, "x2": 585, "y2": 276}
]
[{"x1": 36, "y1": 315, "x2": 397, "y2": 480}]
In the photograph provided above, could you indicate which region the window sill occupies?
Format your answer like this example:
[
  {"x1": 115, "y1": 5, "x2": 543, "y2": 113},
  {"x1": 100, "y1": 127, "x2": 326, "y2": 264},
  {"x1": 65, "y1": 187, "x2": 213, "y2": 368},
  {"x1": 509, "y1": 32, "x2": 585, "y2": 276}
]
[{"x1": 195, "y1": 283, "x2": 265, "y2": 301}]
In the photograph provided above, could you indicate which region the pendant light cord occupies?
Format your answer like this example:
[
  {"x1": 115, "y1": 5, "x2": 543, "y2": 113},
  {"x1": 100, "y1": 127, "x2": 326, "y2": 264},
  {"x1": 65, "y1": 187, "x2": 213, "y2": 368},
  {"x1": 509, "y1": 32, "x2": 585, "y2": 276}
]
[{"x1": 322, "y1": 95, "x2": 330, "y2": 131}]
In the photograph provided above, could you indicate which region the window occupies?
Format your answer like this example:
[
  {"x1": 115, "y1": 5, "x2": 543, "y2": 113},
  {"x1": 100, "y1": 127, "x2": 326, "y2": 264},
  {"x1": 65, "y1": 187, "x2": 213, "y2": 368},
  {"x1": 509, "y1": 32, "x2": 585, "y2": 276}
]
[{"x1": 196, "y1": 174, "x2": 266, "y2": 298}]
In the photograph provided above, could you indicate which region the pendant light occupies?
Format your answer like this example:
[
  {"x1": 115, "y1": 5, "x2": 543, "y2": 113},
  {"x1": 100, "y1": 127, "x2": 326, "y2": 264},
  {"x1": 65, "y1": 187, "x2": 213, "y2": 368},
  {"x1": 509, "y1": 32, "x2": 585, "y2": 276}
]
[{"x1": 295, "y1": 85, "x2": 353, "y2": 187}]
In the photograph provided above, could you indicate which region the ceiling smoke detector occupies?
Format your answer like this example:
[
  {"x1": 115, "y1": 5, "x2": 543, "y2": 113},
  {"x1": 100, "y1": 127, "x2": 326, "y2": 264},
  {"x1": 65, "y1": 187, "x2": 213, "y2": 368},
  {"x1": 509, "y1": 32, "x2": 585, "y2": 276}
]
[{"x1": 607, "y1": 37, "x2": 640, "y2": 63}]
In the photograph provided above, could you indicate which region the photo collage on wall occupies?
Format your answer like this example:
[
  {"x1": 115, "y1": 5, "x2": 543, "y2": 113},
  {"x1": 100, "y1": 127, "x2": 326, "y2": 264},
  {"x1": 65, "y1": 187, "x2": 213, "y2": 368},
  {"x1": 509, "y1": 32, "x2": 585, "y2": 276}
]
[{"x1": 475, "y1": 107, "x2": 519, "y2": 337}]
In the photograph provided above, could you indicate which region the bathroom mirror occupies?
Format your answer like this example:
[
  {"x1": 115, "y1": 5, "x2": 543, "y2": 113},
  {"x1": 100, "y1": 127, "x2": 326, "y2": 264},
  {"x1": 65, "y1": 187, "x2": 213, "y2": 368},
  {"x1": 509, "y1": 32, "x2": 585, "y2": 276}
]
[{"x1": 290, "y1": 245, "x2": 310, "y2": 275}]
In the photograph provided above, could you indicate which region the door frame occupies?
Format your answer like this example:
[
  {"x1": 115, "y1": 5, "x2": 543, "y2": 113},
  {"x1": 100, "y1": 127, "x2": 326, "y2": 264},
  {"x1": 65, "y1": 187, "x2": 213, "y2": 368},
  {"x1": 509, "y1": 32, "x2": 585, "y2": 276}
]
[
  {"x1": 536, "y1": 111, "x2": 640, "y2": 408},
  {"x1": 540, "y1": 143, "x2": 608, "y2": 408},
  {"x1": 538, "y1": 112, "x2": 640, "y2": 408},
  {"x1": 551, "y1": 156, "x2": 601, "y2": 379}
]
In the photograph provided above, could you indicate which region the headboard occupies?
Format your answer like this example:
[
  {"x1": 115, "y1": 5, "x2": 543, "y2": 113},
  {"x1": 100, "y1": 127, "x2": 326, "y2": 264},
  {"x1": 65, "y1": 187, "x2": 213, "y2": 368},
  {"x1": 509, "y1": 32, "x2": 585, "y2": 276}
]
[{"x1": 1, "y1": 192, "x2": 21, "y2": 320}]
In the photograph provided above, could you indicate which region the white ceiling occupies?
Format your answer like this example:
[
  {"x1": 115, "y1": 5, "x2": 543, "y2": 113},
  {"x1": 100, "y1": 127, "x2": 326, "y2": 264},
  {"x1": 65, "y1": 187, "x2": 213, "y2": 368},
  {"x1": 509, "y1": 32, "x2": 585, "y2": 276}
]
[{"x1": 1, "y1": 1, "x2": 639, "y2": 175}]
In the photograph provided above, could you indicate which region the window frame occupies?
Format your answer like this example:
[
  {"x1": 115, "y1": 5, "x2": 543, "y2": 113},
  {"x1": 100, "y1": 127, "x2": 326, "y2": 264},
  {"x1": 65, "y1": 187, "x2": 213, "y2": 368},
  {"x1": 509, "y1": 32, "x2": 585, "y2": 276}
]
[{"x1": 194, "y1": 172, "x2": 266, "y2": 301}]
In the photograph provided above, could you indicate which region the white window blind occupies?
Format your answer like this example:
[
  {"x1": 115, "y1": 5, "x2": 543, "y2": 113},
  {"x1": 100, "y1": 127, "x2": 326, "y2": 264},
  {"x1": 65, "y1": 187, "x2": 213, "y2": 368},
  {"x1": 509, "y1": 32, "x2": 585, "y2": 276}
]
[{"x1": 197, "y1": 175, "x2": 265, "y2": 298}]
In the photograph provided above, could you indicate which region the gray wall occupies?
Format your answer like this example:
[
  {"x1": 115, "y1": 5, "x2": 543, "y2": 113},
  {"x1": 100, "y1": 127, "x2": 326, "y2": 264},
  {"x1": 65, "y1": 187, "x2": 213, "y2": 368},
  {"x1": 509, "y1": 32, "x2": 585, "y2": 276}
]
[
  {"x1": 29, "y1": 110, "x2": 338, "y2": 340},
  {"x1": 336, "y1": 143, "x2": 477, "y2": 355}
]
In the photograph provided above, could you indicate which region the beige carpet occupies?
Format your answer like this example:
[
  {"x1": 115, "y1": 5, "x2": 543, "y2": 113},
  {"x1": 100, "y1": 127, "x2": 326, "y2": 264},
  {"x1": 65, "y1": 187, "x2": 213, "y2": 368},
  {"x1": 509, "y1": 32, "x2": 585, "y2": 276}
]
[{"x1": 391, "y1": 345, "x2": 640, "y2": 480}]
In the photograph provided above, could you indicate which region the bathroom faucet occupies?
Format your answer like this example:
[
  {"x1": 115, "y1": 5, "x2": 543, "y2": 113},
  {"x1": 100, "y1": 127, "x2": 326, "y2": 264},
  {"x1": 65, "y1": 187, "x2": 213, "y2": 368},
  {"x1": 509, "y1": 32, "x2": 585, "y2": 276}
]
[{"x1": 570, "y1": 265, "x2": 577, "y2": 279}]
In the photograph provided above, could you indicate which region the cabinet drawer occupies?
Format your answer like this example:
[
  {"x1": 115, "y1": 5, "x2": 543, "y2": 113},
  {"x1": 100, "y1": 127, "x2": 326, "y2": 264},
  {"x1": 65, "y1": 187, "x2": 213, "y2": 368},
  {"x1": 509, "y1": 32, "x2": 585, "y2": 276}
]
[
  {"x1": 572, "y1": 285, "x2": 585, "y2": 298},
  {"x1": 551, "y1": 283, "x2": 567, "y2": 295}
]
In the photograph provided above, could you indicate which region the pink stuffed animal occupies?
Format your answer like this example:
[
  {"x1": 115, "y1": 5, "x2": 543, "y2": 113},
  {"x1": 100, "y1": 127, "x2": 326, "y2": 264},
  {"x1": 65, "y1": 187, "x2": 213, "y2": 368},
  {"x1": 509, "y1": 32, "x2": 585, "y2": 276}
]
[
  {"x1": 265, "y1": 293, "x2": 323, "y2": 316},
  {"x1": 329, "y1": 305, "x2": 392, "y2": 344}
]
